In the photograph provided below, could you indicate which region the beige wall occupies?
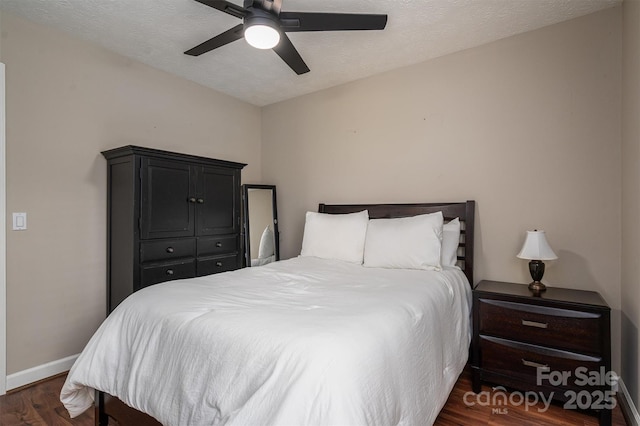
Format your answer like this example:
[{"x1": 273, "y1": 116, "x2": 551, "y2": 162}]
[
  {"x1": 0, "y1": 13, "x2": 262, "y2": 374},
  {"x1": 622, "y1": 0, "x2": 640, "y2": 409},
  {"x1": 263, "y1": 8, "x2": 623, "y2": 371}
]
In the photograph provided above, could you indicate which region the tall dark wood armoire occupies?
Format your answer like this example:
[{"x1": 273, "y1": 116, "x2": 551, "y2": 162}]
[{"x1": 102, "y1": 146, "x2": 246, "y2": 313}]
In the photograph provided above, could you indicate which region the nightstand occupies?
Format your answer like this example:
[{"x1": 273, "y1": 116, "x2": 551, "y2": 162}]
[{"x1": 472, "y1": 280, "x2": 612, "y2": 426}]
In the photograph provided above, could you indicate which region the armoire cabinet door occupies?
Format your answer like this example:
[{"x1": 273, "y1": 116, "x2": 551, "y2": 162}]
[
  {"x1": 196, "y1": 166, "x2": 239, "y2": 236},
  {"x1": 140, "y1": 158, "x2": 196, "y2": 239}
]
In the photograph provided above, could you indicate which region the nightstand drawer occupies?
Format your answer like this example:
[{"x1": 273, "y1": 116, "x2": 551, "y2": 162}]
[
  {"x1": 478, "y1": 298, "x2": 602, "y2": 354},
  {"x1": 480, "y1": 335, "x2": 602, "y2": 390}
]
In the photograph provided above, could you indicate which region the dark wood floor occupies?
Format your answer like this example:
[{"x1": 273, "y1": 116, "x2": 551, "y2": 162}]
[
  {"x1": 0, "y1": 369, "x2": 628, "y2": 425},
  {"x1": 435, "y1": 370, "x2": 627, "y2": 426}
]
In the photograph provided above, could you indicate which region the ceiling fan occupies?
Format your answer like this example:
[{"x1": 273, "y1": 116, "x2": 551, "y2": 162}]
[{"x1": 185, "y1": 0, "x2": 388, "y2": 75}]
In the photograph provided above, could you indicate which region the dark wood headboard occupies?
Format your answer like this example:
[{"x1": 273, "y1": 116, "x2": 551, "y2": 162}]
[{"x1": 318, "y1": 201, "x2": 475, "y2": 286}]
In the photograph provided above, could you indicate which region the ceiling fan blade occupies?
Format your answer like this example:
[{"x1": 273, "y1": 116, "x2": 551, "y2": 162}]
[
  {"x1": 194, "y1": 0, "x2": 247, "y2": 19},
  {"x1": 279, "y1": 12, "x2": 387, "y2": 32},
  {"x1": 184, "y1": 24, "x2": 245, "y2": 56},
  {"x1": 272, "y1": 34, "x2": 310, "y2": 75}
]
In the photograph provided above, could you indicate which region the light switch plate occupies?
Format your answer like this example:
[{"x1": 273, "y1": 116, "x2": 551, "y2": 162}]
[{"x1": 12, "y1": 212, "x2": 27, "y2": 230}]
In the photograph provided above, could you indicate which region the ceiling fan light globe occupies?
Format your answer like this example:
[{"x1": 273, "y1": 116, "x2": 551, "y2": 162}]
[{"x1": 245, "y1": 25, "x2": 280, "y2": 49}]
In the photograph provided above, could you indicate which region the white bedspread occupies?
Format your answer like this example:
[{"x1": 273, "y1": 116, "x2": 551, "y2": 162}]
[{"x1": 61, "y1": 257, "x2": 471, "y2": 426}]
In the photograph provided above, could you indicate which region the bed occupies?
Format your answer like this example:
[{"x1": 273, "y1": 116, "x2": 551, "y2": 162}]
[{"x1": 61, "y1": 200, "x2": 475, "y2": 426}]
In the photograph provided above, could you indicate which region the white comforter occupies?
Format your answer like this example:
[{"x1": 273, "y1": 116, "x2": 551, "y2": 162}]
[{"x1": 61, "y1": 257, "x2": 472, "y2": 426}]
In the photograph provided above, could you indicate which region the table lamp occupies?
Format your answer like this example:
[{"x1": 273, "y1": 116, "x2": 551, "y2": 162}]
[{"x1": 517, "y1": 230, "x2": 557, "y2": 293}]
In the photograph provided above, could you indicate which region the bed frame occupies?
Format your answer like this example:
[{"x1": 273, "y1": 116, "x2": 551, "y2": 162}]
[
  {"x1": 95, "y1": 200, "x2": 476, "y2": 425},
  {"x1": 319, "y1": 200, "x2": 475, "y2": 286}
]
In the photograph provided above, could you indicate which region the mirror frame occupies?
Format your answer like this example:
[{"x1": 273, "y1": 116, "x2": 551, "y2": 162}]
[{"x1": 242, "y1": 184, "x2": 280, "y2": 267}]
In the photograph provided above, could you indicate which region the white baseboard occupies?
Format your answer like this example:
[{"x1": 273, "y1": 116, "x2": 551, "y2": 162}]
[
  {"x1": 6, "y1": 353, "x2": 79, "y2": 391},
  {"x1": 619, "y1": 378, "x2": 640, "y2": 426}
]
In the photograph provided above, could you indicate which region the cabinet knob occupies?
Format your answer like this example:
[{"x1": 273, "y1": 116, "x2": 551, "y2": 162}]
[
  {"x1": 166, "y1": 269, "x2": 174, "y2": 275},
  {"x1": 188, "y1": 197, "x2": 197, "y2": 203},
  {"x1": 166, "y1": 247, "x2": 174, "y2": 253},
  {"x1": 197, "y1": 198, "x2": 205, "y2": 204},
  {"x1": 215, "y1": 242, "x2": 222, "y2": 248},
  {"x1": 216, "y1": 262, "x2": 223, "y2": 267}
]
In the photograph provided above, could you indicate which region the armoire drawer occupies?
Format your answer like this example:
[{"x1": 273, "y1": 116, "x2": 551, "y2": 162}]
[
  {"x1": 197, "y1": 235, "x2": 238, "y2": 257},
  {"x1": 197, "y1": 255, "x2": 239, "y2": 276},
  {"x1": 140, "y1": 259, "x2": 196, "y2": 288},
  {"x1": 478, "y1": 298, "x2": 602, "y2": 354},
  {"x1": 140, "y1": 238, "x2": 196, "y2": 263}
]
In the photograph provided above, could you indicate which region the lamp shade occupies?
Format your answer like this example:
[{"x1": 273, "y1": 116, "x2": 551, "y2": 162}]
[{"x1": 517, "y1": 230, "x2": 558, "y2": 261}]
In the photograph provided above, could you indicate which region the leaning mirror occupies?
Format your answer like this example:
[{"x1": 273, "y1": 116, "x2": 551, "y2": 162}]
[{"x1": 243, "y1": 184, "x2": 279, "y2": 267}]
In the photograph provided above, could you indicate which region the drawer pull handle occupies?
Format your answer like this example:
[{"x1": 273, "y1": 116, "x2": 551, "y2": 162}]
[
  {"x1": 522, "y1": 319, "x2": 548, "y2": 329},
  {"x1": 166, "y1": 269, "x2": 174, "y2": 276},
  {"x1": 188, "y1": 197, "x2": 197, "y2": 203},
  {"x1": 522, "y1": 359, "x2": 550, "y2": 371},
  {"x1": 197, "y1": 198, "x2": 205, "y2": 204},
  {"x1": 216, "y1": 262, "x2": 223, "y2": 267},
  {"x1": 166, "y1": 247, "x2": 174, "y2": 253},
  {"x1": 216, "y1": 242, "x2": 223, "y2": 248}
]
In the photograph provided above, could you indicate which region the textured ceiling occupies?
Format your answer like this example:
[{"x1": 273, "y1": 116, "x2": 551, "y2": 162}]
[{"x1": 0, "y1": 0, "x2": 621, "y2": 106}]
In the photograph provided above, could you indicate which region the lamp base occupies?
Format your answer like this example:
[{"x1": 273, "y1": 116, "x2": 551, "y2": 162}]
[
  {"x1": 527, "y1": 260, "x2": 547, "y2": 294},
  {"x1": 528, "y1": 281, "x2": 547, "y2": 293}
]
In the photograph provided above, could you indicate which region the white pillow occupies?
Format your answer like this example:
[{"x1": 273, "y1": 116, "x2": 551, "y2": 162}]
[
  {"x1": 258, "y1": 226, "x2": 275, "y2": 259},
  {"x1": 300, "y1": 210, "x2": 369, "y2": 263},
  {"x1": 363, "y1": 212, "x2": 443, "y2": 270},
  {"x1": 442, "y1": 217, "x2": 461, "y2": 267}
]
